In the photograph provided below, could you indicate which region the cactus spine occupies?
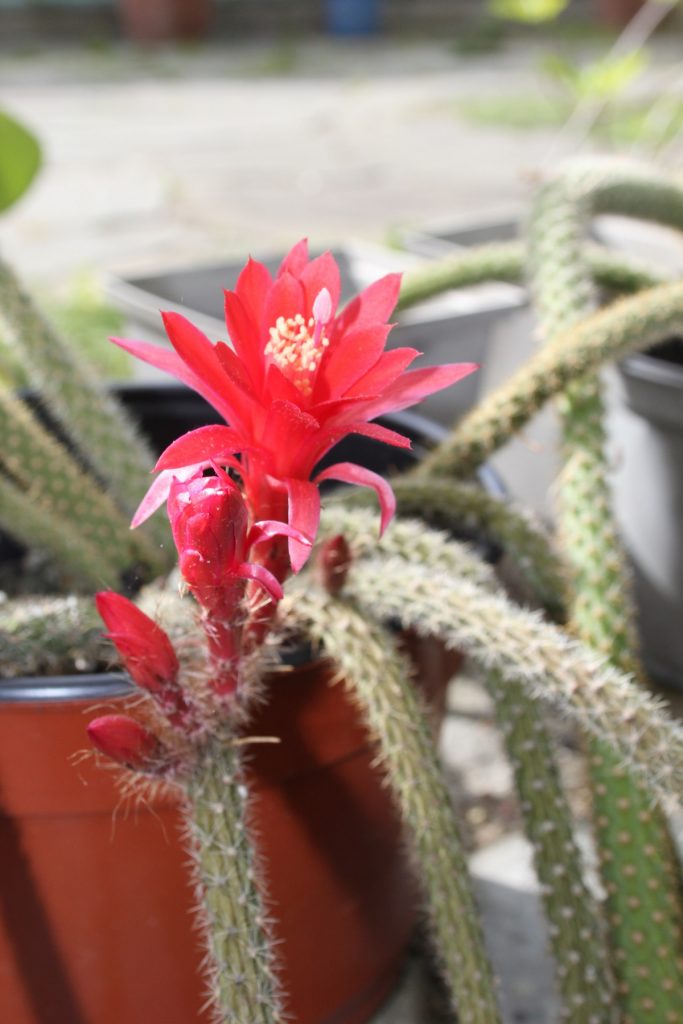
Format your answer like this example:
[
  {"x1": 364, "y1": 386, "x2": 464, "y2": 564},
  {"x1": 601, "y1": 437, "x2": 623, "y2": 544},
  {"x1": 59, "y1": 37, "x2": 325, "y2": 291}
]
[{"x1": 289, "y1": 590, "x2": 502, "y2": 1024}]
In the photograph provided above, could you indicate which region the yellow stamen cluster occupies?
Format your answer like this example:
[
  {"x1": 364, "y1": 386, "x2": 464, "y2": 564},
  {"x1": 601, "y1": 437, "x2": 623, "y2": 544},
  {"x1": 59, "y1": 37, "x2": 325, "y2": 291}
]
[{"x1": 264, "y1": 313, "x2": 329, "y2": 397}]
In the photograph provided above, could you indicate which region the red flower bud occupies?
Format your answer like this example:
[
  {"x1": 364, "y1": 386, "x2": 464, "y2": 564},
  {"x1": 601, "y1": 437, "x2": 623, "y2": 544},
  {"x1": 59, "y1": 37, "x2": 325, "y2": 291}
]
[
  {"x1": 87, "y1": 715, "x2": 164, "y2": 773},
  {"x1": 95, "y1": 592, "x2": 196, "y2": 731}
]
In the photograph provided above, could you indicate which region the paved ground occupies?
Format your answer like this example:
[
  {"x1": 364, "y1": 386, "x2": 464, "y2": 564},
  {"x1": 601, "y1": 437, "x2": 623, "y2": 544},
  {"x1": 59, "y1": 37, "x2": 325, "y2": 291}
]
[{"x1": 1, "y1": 30, "x2": 682, "y2": 1023}]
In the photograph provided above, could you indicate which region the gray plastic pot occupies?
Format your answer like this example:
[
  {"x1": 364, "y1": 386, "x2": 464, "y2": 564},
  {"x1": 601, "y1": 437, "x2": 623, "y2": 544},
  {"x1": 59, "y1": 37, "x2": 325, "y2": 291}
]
[
  {"x1": 609, "y1": 344, "x2": 683, "y2": 690},
  {"x1": 106, "y1": 240, "x2": 522, "y2": 428}
]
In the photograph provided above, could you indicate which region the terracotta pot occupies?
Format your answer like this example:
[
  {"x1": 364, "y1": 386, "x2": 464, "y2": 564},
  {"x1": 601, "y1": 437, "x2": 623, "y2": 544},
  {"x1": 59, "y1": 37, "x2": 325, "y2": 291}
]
[
  {"x1": 117, "y1": 0, "x2": 212, "y2": 43},
  {"x1": 0, "y1": 640, "x2": 460, "y2": 1024}
]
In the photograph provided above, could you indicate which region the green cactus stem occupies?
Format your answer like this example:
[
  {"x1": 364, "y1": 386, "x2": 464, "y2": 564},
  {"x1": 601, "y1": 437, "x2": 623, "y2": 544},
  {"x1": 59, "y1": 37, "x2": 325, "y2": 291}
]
[
  {"x1": 487, "y1": 670, "x2": 616, "y2": 1023},
  {"x1": 0, "y1": 473, "x2": 121, "y2": 591},
  {"x1": 287, "y1": 590, "x2": 502, "y2": 1024},
  {"x1": 0, "y1": 594, "x2": 106, "y2": 677},
  {"x1": 0, "y1": 254, "x2": 170, "y2": 559},
  {"x1": 0, "y1": 388, "x2": 156, "y2": 579},
  {"x1": 527, "y1": 163, "x2": 683, "y2": 1024},
  {"x1": 323, "y1": 507, "x2": 614, "y2": 1018},
  {"x1": 396, "y1": 241, "x2": 665, "y2": 312},
  {"x1": 183, "y1": 736, "x2": 283, "y2": 1024},
  {"x1": 329, "y1": 479, "x2": 566, "y2": 616},
  {"x1": 417, "y1": 278, "x2": 683, "y2": 480},
  {"x1": 339, "y1": 557, "x2": 683, "y2": 807}
]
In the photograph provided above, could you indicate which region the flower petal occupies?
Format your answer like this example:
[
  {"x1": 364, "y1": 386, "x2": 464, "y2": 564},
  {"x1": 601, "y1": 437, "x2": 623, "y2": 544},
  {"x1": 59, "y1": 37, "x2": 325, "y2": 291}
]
[
  {"x1": 111, "y1": 336, "x2": 237, "y2": 424},
  {"x1": 223, "y1": 291, "x2": 261, "y2": 375},
  {"x1": 343, "y1": 347, "x2": 420, "y2": 399},
  {"x1": 235, "y1": 257, "x2": 273, "y2": 321},
  {"x1": 316, "y1": 324, "x2": 392, "y2": 400},
  {"x1": 278, "y1": 239, "x2": 309, "y2": 278},
  {"x1": 334, "y1": 273, "x2": 402, "y2": 337},
  {"x1": 346, "y1": 421, "x2": 412, "y2": 449},
  {"x1": 235, "y1": 561, "x2": 284, "y2": 603},
  {"x1": 300, "y1": 252, "x2": 341, "y2": 318},
  {"x1": 352, "y1": 362, "x2": 479, "y2": 421},
  {"x1": 155, "y1": 425, "x2": 247, "y2": 472},
  {"x1": 287, "y1": 478, "x2": 321, "y2": 572},
  {"x1": 131, "y1": 465, "x2": 203, "y2": 528},
  {"x1": 263, "y1": 272, "x2": 306, "y2": 331},
  {"x1": 315, "y1": 462, "x2": 396, "y2": 535}
]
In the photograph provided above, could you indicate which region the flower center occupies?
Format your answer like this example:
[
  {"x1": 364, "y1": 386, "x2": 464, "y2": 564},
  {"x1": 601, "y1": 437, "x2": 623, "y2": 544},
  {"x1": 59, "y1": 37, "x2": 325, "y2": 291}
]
[{"x1": 265, "y1": 313, "x2": 329, "y2": 397}]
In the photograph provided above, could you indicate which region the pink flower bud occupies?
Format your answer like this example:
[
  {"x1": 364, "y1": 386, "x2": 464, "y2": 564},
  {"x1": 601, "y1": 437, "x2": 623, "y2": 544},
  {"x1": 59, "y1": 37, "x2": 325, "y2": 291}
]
[
  {"x1": 317, "y1": 534, "x2": 352, "y2": 595},
  {"x1": 87, "y1": 715, "x2": 164, "y2": 773}
]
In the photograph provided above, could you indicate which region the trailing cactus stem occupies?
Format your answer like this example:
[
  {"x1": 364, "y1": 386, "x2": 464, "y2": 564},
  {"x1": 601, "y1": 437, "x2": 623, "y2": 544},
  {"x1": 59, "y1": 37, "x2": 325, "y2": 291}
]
[
  {"x1": 0, "y1": 472, "x2": 120, "y2": 590},
  {"x1": 329, "y1": 479, "x2": 566, "y2": 616},
  {"x1": 488, "y1": 670, "x2": 616, "y2": 1022},
  {"x1": 287, "y1": 590, "x2": 502, "y2": 1024},
  {"x1": 528, "y1": 165, "x2": 683, "y2": 1022},
  {"x1": 396, "y1": 241, "x2": 665, "y2": 312},
  {"x1": 417, "y1": 279, "x2": 683, "y2": 480},
  {"x1": 0, "y1": 388, "x2": 149, "y2": 576},
  {"x1": 0, "y1": 254, "x2": 170, "y2": 561},
  {"x1": 184, "y1": 735, "x2": 282, "y2": 1024},
  {"x1": 340, "y1": 557, "x2": 683, "y2": 806}
]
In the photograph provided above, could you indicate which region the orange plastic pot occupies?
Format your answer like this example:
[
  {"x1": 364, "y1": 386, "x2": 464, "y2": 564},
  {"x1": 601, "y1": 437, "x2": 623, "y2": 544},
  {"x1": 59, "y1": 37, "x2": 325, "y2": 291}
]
[{"x1": 0, "y1": 638, "x2": 460, "y2": 1024}]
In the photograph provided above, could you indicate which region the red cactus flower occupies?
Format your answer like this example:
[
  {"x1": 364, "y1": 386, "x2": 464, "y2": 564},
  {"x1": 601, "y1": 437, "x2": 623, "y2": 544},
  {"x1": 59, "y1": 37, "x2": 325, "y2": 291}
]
[
  {"x1": 95, "y1": 591, "x2": 196, "y2": 731},
  {"x1": 113, "y1": 241, "x2": 477, "y2": 566},
  {"x1": 87, "y1": 714, "x2": 164, "y2": 773}
]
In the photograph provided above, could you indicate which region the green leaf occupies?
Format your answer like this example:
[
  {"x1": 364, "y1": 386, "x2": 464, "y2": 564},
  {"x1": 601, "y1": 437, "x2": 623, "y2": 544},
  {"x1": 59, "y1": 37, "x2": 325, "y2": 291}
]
[
  {"x1": 489, "y1": 0, "x2": 569, "y2": 23},
  {"x1": 0, "y1": 111, "x2": 41, "y2": 214}
]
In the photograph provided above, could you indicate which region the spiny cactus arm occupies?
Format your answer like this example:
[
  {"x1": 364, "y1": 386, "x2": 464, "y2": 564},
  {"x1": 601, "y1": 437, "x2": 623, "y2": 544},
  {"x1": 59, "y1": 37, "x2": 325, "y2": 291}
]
[
  {"x1": 0, "y1": 254, "x2": 170, "y2": 557},
  {"x1": 0, "y1": 594, "x2": 106, "y2": 678},
  {"x1": 0, "y1": 473, "x2": 121, "y2": 591},
  {"x1": 319, "y1": 504, "x2": 496, "y2": 590},
  {"x1": 487, "y1": 670, "x2": 616, "y2": 1022},
  {"x1": 417, "y1": 279, "x2": 683, "y2": 479},
  {"x1": 528, "y1": 165, "x2": 683, "y2": 1023},
  {"x1": 342, "y1": 558, "x2": 683, "y2": 806},
  {"x1": 397, "y1": 242, "x2": 523, "y2": 310},
  {"x1": 323, "y1": 507, "x2": 615, "y2": 1016},
  {"x1": 0, "y1": 388, "x2": 156, "y2": 578},
  {"x1": 284, "y1": 590, "x2": 502, "y2": 1024},
  {"x1": 396, "y1": 240, "x2": 665, "y2": 312},
  {"x1": 562, "y1": 158, "x2": 683, "y2": 233},
  {"x1": 326, "y1": 480, "x2": 566, "y2": 616},
  {"x1": 184, "y1": 737, "x2": 283, "y2": 1024}
]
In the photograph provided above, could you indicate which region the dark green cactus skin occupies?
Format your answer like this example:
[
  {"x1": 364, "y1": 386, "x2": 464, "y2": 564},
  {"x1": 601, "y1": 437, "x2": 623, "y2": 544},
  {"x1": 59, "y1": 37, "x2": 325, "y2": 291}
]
[
  {"x1": 527, "y1": 163, "x2": 683, "y2": 1023},
  {"x1": 291, "y1": 590, "x2": 503, "y2": 1024},
  {"x1": 0, "y1": 255, "x2": 171, "y2": 559},
  {"x1": 184, "y1": 737, "x2": 282, "y2": 1024}
]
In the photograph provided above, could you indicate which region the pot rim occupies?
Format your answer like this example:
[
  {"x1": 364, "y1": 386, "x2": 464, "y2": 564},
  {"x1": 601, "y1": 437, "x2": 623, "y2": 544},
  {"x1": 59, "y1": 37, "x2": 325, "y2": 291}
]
[{"x1": 0, "y1": 673, "x2": 133, "y2": 704}]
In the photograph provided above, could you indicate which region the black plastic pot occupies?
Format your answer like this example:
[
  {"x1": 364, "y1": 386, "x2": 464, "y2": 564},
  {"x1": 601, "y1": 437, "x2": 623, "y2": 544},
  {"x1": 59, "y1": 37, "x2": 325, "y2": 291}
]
[{"x1": 610, "y1": 342, "x2": 683, "y2": 690}]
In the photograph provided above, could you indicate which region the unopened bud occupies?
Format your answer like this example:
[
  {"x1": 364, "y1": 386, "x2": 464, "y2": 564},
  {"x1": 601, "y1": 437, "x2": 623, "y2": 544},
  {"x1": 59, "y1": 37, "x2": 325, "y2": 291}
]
[
  {"x1": 317, "y1": 534, "x2": 352, "y2": 595},
  {"x1": 87, "y1": 715, "x2": 165, "y2": 773}
]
